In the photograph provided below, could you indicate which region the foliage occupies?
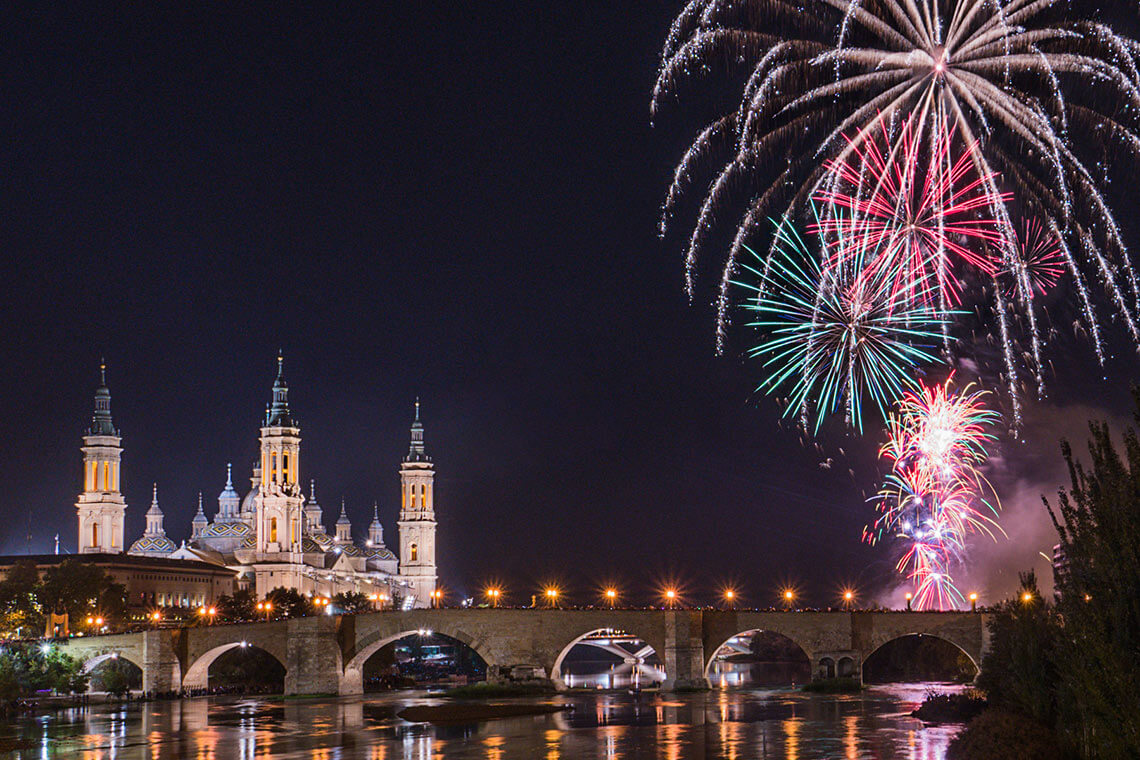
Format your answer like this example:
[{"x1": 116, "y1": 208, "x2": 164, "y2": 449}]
[
  {"x1": 217, "y1": 588, "x2": 257, "y2": 622},
  {"x1": 265, "y1": 587, "x2": 309, "y2": 618},
  {"x1": 98, "y1": 662, "x2": 131, "y2": 697},
  {"x1": 947, "y1": 709, "x2": 1064, "y2": 760},
  {"x1": 912, "y1": 690, "x2": 987, "y2": 723},
  {"x1": 0, "y1": 643, "x2": 87, "y2": 706},
  {"x1": 1044, "y1": 398, "x2": 1140, "y2": 758},
  {"x1": 0, "y1": 560, "x2": 43, "y2": 636},
  {"x1": 975, "y1": 571, "x2": 1058, "y2": 727},
  {"x1": 332, "y1": 591, "x2": 372, "y2": 614},
  {"x1": 37, "y1": 559, "x2": 127, "y2": 627}
]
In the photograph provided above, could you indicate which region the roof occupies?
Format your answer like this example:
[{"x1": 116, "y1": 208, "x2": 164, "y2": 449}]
[
  {"x1": 200, "y1": 520, "x2": 252, "y2": 537},
  {"x1": 0, "y1": 552, "x2": 235, "y2": 576}
]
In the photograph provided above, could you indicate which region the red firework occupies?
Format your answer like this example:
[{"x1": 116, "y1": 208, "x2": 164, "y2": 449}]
[{"x1": 813, "y1": 116, "x2": 1012, "y2": 306}]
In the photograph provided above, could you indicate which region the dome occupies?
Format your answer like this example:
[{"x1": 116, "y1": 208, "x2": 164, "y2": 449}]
[
  {"x1": 308, "y1": 532, "x2": 335, "y2": 548},
  {"x1": 240, "y1": 486, "x2": 259, "y2": 514},
  {"x1": 367, "y1": 546, "x2": 397, "y2": 561},
  {"x1": 200, "y1": 520, "x2": 252, "y2": 538},
  {"x1": 128, "y1": 535, "x2": 176, "y2": 555}
]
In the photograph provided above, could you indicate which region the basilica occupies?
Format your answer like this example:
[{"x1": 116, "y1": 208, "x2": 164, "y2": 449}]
[{"x1": 74, "y1": 358, "x2": 438, "y2": 608}]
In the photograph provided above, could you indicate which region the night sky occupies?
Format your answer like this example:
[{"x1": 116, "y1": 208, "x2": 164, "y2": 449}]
[{"x1": 4, "y1": 4, "x2": 1138, "y2": 607}]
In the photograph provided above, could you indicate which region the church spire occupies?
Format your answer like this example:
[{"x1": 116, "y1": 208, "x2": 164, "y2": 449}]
[
  {"x1": 144, "y1": 483, "x2": 165, "y2": 536},
  {"x1": 265, "y1": 352, "x2": 294, "y2": 427},
  {"x1": 89, "y1": 360, "x2": 117, "y2": 436},
  {"x1": 191, "y1": 492, "x2": 207, "y2": 538},
  {"x1": 405, "y1": 398, "x2": 429, "y2": 462}
]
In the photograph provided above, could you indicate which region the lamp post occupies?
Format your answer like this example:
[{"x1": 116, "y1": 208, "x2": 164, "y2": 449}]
[
  {"x1": 545, "y1": 588, "x2": 559, "y2": 609},
  {"x1": 969, "y1": 592, "x2": 978, "y2": 612},
  {"x1": 782, "y1": 589, "x2": 795, "y2": 610},
  {"x1": 664, "y1": 589, "x2": 678, "y2": 609},
  {"x1": 605, "y1": 588, "x2": 618, "y2": 608},
  {"x1": 486, "y1": 588, "x2": 501, "y2": 608},
  {"x1": 905, "y1": 592, "x2": 913, "y2": 611},
  {"x1": 842, "y1": 590, "x2": 855, "y2": 610}
]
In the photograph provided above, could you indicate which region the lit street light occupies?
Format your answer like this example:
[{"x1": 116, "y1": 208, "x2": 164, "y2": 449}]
[
  {"x1": 664, "y1": 589, "x2": 678, "y2": 608},
  {"x1": 486, "y1": 588, "x2": 501, "y2": 608},
  {"x1": 544, "y1": 588, "x2": 559, "y2": 609},
  {"x1": 604, "y1": 588, "x2": 618, "y2": 608},
  {"x1": 905, "y1": 592, "x2": 913, "y2": 611},
  {"x1": 969, "y1": 592, "x2": 978, "y2": 612}
]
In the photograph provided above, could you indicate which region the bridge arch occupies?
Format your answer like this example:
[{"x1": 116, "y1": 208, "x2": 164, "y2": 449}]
[
  {"x1": 551, "y1": 627, "x2": 666, "y2": 691},
  {"x1": 703, "y1": 628, "x2": 813, "y2": 686},
  {"x1": 861, "y1": 633, "x2": 979, "y2": 683},
  {"x1": 181, "y1": 642, "x2": 287, "y2": 691},
  {"x1": 342, "y1": 625, "x2": 494, "y2": 694},
  {"x1": 81, "y1": 651, "x2": 142, "y2": 675}
]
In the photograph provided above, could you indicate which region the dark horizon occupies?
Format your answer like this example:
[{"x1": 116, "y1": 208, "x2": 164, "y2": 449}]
[{"x1": 5, "y1": 4, "x2": 1139, "y2": 608}]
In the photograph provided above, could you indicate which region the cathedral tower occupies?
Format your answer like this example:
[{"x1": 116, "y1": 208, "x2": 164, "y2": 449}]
[
  {"x1": 255, "y1": 355, "x2": 304, "y2": 554},
  {"x1": 398, "y1": 399, "x2": 437, "y2": 606},
  {"x1": 76, "y1": 362, "x2": 127, "y2": 553}
]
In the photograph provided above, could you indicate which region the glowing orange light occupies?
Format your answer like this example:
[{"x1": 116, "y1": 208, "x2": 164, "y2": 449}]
[
  {"x1": 665, "y1": 589, "x2": 677, "y2": 599},
  {"x1": 784, "y1": 589, "x2": 795, "y2": 601},
  {"x1": 969, "y1": 593, "x2": 978, "y2": 601},
  {"x1": 905, "y1": 592, "x2": 913, "y2": 601}
]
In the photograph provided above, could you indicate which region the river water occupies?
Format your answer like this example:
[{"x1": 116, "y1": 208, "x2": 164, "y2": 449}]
[{"x1": 5, "y1": 683, "x2": 966, "y2": 759}]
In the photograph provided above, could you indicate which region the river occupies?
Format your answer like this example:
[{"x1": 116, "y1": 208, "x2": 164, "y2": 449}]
[{"x1": 5, "y1": 683, "x2": 966, "y2": 759}]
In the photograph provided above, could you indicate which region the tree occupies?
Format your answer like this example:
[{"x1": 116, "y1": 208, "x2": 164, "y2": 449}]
[
  {"x1": 38, "y1": 559, "x2": 126, "y2": 628},
  {"x1": 265, "y1": 587, "x2": 309, "y2": 618},
  {"x1": 0, "y1": 560, "x2": 43, "y2": 637},
  {"x1": 1045, "y1": 399, "x2": 1140, "y2": 758},
  {"x1": 976, "y1": 571, "x2": 1059, "y2": 726},
  {"x1": 217, "y1": 588, "x2": 257, "y2": 622},
  {"x1": 332, "y1": 591, "x2": 373, "y2": 614}
]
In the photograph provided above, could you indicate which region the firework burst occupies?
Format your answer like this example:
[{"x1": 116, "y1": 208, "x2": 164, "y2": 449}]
[
  {"x1": 735, "y1": 217, "x2": 949, "y2": 433},
  {"x1": 654, "y1": 0, "x2": 1140, "y2": 389},
  {"x1": 867, "y1": 376, "x2": 1002, "y2": 610}
]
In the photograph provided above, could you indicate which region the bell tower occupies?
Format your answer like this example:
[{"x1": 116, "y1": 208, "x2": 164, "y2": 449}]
[
  {"x1": 255, "y1": 354, "x2": 304, "y2": 554},
  {"x1": 76, "y1": 362, "x2": 127, "y2": 553},
  {"x1": 398, "y1": 399, "x2": 437, "y2": 607}
]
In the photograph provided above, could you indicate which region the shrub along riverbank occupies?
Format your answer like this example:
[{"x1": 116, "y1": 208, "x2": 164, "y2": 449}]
[{"x1": 945, "y1": 399, "x2": 1140, "y2": 759}]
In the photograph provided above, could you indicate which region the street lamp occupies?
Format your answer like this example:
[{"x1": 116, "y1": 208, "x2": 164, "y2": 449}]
[
  {"x1": 664, "y1": 589, "x2": 678, "y2": 608},
  {"x1": 969, "y1": 592, "x2": 978, "y2": 612},
  {"x1": 723, "y1": 589, "x2": 736, "y2": 609},
  {"x1": 782, "y1": 589, "x2": 795, "y2": 609},
  {"x1": 151, "y1": 611, "x2": 162, "y2": 625},
  {"x1": 544, "y1": 588, "x2": 559, "y2": 609},
  {"x1": 486, "y1": 588, "x2": 501, "y2": 607},
  {"x1": 905, "y1": 592, "x2": 913, "y2": 611},
  {"x1": 605, "y1": 588, "x2": 618, "y2": 608},
  {"x1": 842, "y1": 589, "x2": 855, "y2": 609},
  {"x1": 1021, "y1": 591, "x2": 1034, "y2": 604},
  {"x1": 431, "y1": 589, "x2": 444, "y2": 608}
]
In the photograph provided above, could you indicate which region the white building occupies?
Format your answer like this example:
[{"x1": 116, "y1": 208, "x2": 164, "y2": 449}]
[{"x1": 75, "y1": 358, "x2": 439, "y2": 608}]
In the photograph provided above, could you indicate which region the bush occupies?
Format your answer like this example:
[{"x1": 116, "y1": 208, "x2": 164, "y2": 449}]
[
  {"x1": 912, "y1": 690, "x2": 986, "y2": 723},
  {"x1": 947, "y1": 710, "x2": 1064, "y2": 760}
]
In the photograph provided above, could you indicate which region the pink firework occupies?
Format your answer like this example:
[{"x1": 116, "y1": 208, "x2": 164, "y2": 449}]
[
  {"x1": 1003, "y1": 218, "x2": 1063, "y2": 299},
  {"x1": 812, "y1": 116, "x2": 1012, "y2": 307},
  {"x1": 868, "y1": 377, "x2": 1003, "y2": 610}
]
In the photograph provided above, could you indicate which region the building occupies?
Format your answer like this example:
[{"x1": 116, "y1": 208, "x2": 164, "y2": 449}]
[
  {"x1": 0, "y1": 553, "x2": 236, "y2": 614},
  {"x1": 69, "y1": 357, "x2": 438, "y2": 608}
]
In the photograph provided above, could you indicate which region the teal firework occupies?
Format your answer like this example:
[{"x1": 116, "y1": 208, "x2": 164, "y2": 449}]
[{"x1": 736, "y1": 218, "x2": 949, "y2": 433}]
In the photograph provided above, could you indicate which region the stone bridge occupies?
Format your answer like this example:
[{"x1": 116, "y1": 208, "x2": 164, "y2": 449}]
[{"x1": 58, "y1": 609, "x2": 990, "y2": 695}]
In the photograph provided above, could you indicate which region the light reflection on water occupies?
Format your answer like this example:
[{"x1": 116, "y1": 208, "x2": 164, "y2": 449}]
[{"x1": 7, "y1": 683, "x2": 966, "y2": 759}]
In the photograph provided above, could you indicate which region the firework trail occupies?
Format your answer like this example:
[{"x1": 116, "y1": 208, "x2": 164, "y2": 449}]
[
  {"x1": 867, "y1": 377, "x2": 1003, "y2": 610},
  {"x1": 735, "y1": 216, "x2": 949, "y2": 433},
  {"x1": 654, "y1": 0, "x2": 1140, "y2": 404}
]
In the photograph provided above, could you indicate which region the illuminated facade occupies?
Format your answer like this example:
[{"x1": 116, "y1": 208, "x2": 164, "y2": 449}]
[
  {"x1": 76, "y1": 363, "x2": 127, "y2": 554},
  {"x1": 75, "y1": 358, "x2": 437, "y2": 608}
]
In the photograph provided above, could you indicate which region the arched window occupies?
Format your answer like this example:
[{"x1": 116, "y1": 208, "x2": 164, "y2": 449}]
[
  {"x1": 91, "y1": 522, "x2": 99, "y2": 547},
  {"x1": 270, "y1": 517, "x2": 278, "y2": 544},
  {"x1": 410, "y1": 543, "x2": 418, "y2": 562},
  {"x1": 271, "y1": 452, "x2": 278, "y2": 483}
]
